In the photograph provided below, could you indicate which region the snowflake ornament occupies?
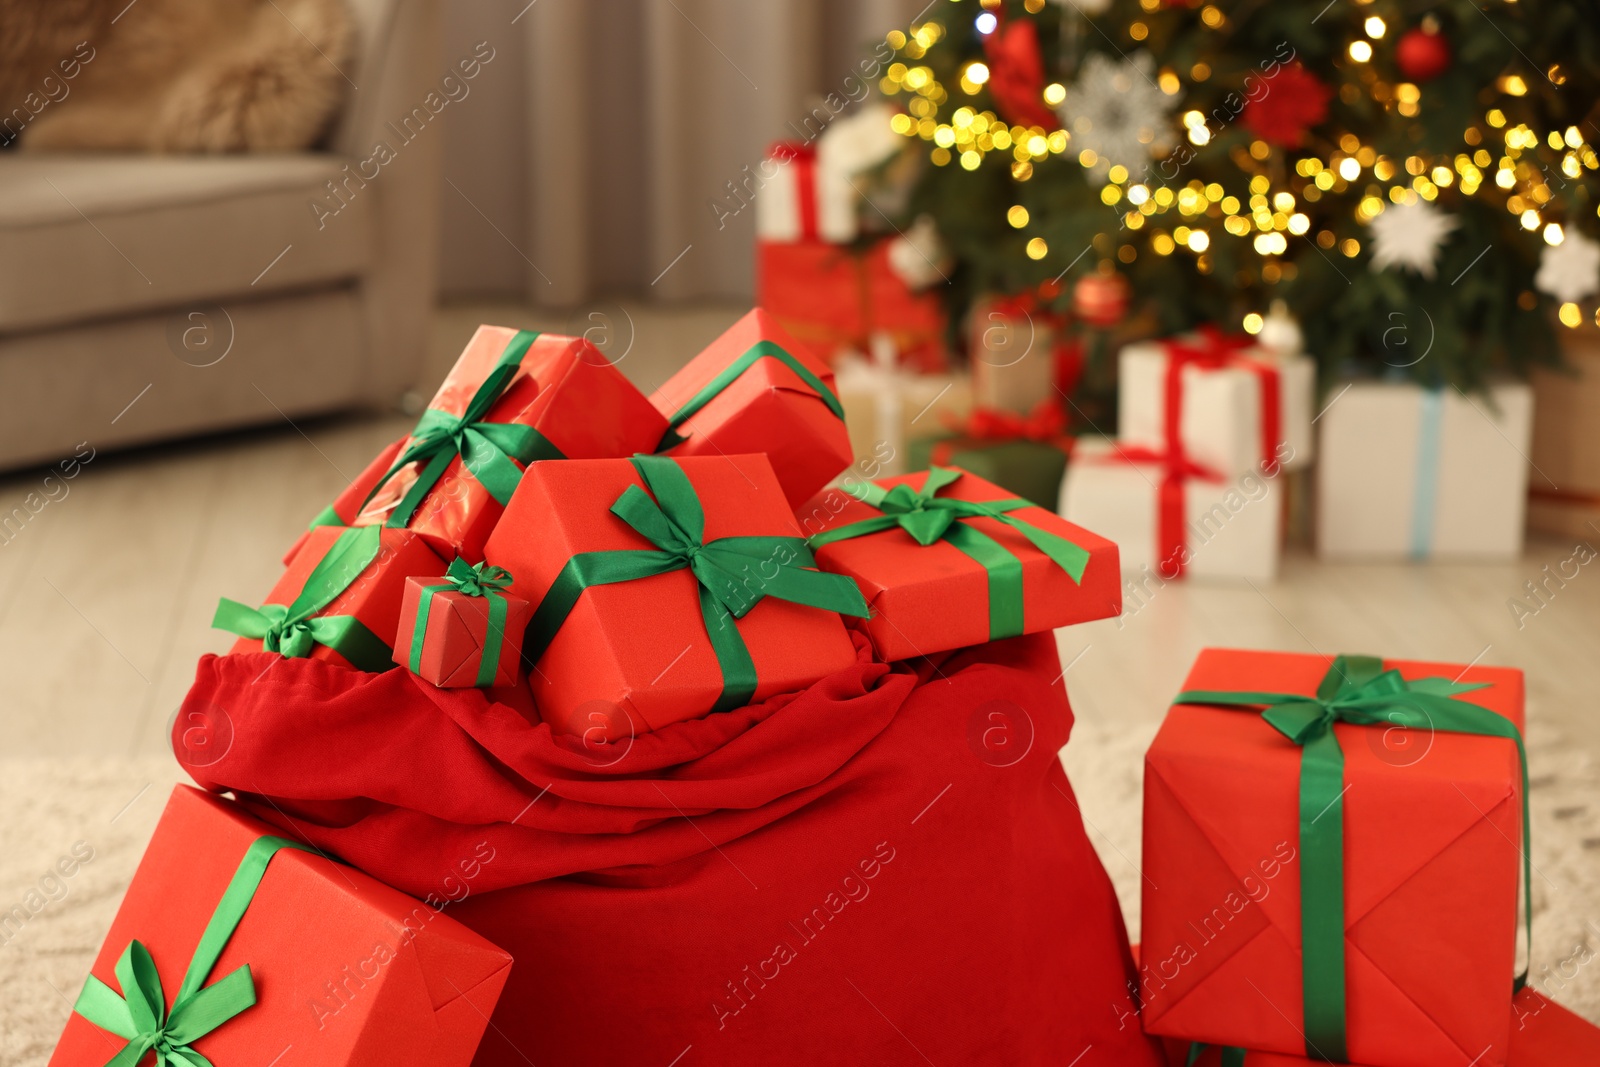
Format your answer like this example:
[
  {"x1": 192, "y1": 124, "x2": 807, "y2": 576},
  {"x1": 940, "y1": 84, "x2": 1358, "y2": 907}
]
[
  {"x1": 1535, "y1": 230, "x2": 1600, "y2": 304},
  {"x1": 1058, "y1": 52, "x2": 1175, "y2": 178},
  {"x1": 1367, "y1": 200, "x2": 1459, "y2": 280}
]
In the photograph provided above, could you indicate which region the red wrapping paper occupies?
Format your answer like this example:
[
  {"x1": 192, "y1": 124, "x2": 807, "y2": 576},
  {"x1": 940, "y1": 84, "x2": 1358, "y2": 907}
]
[
  {"x1": 800, "y1": 468, "x2": 1121, "y2": 662},
  {"x1": 233, "y1": 525, "x2": 445, "y2": 670},
  {"x1": 175, "y1": 633, "x2": 1167, "y2": 1067},
  {"x1": 393, "y1": 575, "x2": 532, "y2": 688},
  {"x1": 651, "y1": 309, "x2": 852, "y2": 509},
  {"x1": 757, "y1": 241, "x2": 949, "y2": 372},
  {"x1": 756, "y1": 242, "x2": 866, "y2": 364},
  {"x1": 49, "y1": 786, "x2": 511, "y2": 1067},
  {"x1": 1142, "y1": 649, "x2": 1526, "y2": 1067},
  {"x1": 356, "y1": 326, "x2": 668, "y2": 562},
  {"x1": 483, "y1": 454, "x2": 858, "y2": 739},
  {"x1": 1163, "y1": 990, "x2": 1600, "y2": 1066},
  {"x1": 283, "y1": 438, "x2": 406, "y2": 566}
]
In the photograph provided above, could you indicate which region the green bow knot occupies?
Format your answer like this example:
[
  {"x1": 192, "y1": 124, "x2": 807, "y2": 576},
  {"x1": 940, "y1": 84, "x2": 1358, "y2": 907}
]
[
  {"x1": 524, "y1": 455, "x2": 870, "y2": 715},
  {"x1": 446, "y1": 558, "x2": 512, "y2": 598},
  {"x1": 212, "y1": 525, "x2": 395, "y2": 673},
  {"x1": 408, "y1": 558, "x2": 520, "y2": 685},
  {"x1": 808, "y1": 466, "x2": 1090, "y2": 641},
  {"x1": 1175, "y1": 654, "x2": 1532, "y2": 1063},
  {"x1": 72, "y1": 836, "x2": 315, "y2": 1067},
  {"x1": 366, "y1": 330, "x2": 566, "y2": 528}
]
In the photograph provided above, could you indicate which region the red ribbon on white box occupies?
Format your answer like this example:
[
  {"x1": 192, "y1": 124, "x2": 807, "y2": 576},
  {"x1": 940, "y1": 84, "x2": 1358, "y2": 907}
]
[
  {"x1": 1161, "y1": 327, "x2": 1284, "y2": 475},
  {"x1": 768, "y1": 141, "x2": 819, "y2": 242}
]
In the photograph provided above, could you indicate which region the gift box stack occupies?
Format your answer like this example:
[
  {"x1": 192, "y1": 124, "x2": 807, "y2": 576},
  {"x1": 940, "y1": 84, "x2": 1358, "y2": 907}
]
[
  {"x1": 754, "y1": 106, "x2": 970, "y2": 474},
  {"x1": 1059, "y1": 323, "x2": 1316, "y2": 581},
  {"x1": 52, "y1": 305, "x2": 1140, "y2": 1065},
  {"x1": 1134, "y1": 646, "x2": 1600, "y2": 1066}
]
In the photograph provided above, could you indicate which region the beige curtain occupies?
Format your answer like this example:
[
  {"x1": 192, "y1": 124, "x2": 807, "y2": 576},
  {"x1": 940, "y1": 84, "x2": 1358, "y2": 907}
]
[{"x1": 437, "y1": 0, "x2": 925, "y2": 304}]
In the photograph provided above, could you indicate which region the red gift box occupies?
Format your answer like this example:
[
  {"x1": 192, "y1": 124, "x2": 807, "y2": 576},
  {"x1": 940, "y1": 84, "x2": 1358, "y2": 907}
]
[
  {"x1": 1166, "y1": 989, "x2": 1600, "y2": 1066},
  {"x1": 651, "y1": 308, "x2": 852, "y2": 509},
  {"x1": 218, "y1": 525, "x2": 444, "y2": 672},
  {"x1": 800, "y1": 466, "x2": 1120, "y2": 662},
  {"x1": 1142, "y1": 649, "x2": 1528, "y2": 1067},
  {"x1": 483, "y1": 453, "x2": 866, "y2": 740},
  {"x1": 393, "y1": 564, "x2": 532, "y2": 688},
  {"x1": 756, "y1": 239, "x2": 868, "y2": 365},
  {"x1": 356, "y1": 326, "x2": 668, "y2": 561},
  {"x1": 49, "y1": 786, "x2": 511, "y2": 1067},
  {"x1": 282, "y1": 437, "x2": 406, "y2": 566}
]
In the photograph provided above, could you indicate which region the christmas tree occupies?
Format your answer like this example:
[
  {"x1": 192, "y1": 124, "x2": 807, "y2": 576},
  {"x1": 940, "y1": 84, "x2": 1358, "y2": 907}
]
[{"x1": 878, "y1": 0, "x2": 1600, "y2": 393}]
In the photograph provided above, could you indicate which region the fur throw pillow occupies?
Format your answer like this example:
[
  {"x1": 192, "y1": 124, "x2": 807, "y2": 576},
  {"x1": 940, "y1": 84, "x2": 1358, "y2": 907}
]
[{"x1": 0, "y1": 0, "x2": 353, "y2": 152}]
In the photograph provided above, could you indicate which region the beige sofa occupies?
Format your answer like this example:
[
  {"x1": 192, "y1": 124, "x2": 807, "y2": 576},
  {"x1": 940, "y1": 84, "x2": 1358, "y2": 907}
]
[{"x1": 0, "y1": 0, "x2": 441, "y2": 471}]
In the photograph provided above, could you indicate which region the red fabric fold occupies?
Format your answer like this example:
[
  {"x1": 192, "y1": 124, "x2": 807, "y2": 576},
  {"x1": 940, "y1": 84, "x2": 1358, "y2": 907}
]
[{"x1": 177, "y1": 633, "x2": 1164, "y2": 1067}]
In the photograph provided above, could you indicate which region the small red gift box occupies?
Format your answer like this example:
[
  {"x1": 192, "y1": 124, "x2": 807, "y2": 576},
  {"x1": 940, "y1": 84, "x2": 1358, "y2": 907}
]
[
  {"x1": 800, "y1": 466, "x2": 1120, "y2": 662},
  {"x1": 216, "y1": 525, "x2": 444, "y2": 672},
  {"x1": 282, "y1": 437, "x2": 405, "y2": 566},
  {"x1": 651, "y1": 309, "x2": 852, "y2": 509},
  {"x1": 356, "y1": 326, "x2": 668, "y2": 561},
  {"x1": 484, "y1": 453, "x2": 867, "y2": 740},
  {"x1": 49, "y1": 786, "x2": 511, "y2": 1067},
  {"x1": 393, "y1": 562, "x2": 532, "y2": 688},
  {"x1": 1142, "y1": 649, "x2": 1528, "y2": 1067}
]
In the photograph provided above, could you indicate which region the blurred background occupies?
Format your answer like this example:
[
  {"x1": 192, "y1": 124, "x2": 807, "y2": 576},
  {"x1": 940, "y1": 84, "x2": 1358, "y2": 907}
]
[{"x1": 3, "y1": 1, "x2": 1600, "y2": 1054}]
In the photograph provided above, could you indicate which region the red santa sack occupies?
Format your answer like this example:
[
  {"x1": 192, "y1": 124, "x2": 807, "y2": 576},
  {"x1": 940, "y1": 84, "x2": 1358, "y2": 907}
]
[{"x1": 176, "y1": 632, "x2": 1163, "y2": 1067}]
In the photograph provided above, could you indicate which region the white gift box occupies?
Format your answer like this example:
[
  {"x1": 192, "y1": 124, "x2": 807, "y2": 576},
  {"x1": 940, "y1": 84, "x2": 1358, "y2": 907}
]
[
  {"x1": 836, "y1": 334, "x2": 971, "y2": 475},
  {"x1": 1060, "y1": 438, "x2": 1283, "y2": 581},
  {"x1": 1118, "y1": 336, "x2": 1316, "y2": 475},
  {"x1": 756, "y1": 106, "x2": 902, "y2": 244},
  {"x1": 1317, "y1": 380, "x2": 1533, "y2": 559}
]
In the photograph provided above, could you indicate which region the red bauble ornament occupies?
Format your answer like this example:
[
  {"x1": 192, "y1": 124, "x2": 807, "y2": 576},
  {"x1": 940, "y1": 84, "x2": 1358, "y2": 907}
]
[
  {"x1": 1396, "y1": 24, "x2": 1452, "y2": 81},
  {"x1": 1072, "y1": 273, "x2": 1130, "y2": 328},
  {"x1": 1240, "y1": 62, "x2": 1332, "y2": 148}
]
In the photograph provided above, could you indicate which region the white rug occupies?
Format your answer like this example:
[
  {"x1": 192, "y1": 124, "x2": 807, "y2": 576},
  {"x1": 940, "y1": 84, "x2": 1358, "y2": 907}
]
[{"x1": 2, "y1": 719, "x2": 1595, "y2": 1064}]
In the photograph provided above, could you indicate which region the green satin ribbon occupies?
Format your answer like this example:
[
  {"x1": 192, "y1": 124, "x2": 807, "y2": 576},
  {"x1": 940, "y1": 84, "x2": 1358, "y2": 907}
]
[
  {"x1": 72, "y1": 835, "x2": 314, "y2": 1067},
  {"x1": 1175, "y1": 655, "x2": 1532, "y2": 1063},
  {"x1": 211, "y1": 525, "x2": 394, "y2": 672},
  {"x1": 806, "y1": 466, "x2": 1090, "y2": 640},
  {"x1": 306, "y1": 503, "x2": 341, "y2": 530},
  {"x1": 655, "y1": 340, "x2": 845, "y2": 451},
  {"x1": 523, "y1": 454, "x2": 870, "y2": 714},
  {"x1": 1185, "y1": 1045, "x2": 1246, "y2": 1067},
  {"x1": 366, "y1": 330, "x2": 566, "y2": 529},
  {"x1": 409, "y1": 558, "x2": 515, "y2": 687}
]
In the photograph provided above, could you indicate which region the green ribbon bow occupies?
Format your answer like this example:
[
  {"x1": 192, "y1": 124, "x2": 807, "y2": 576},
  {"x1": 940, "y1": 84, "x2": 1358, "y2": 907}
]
[
  {"x1": 409, "y1": 558, "x2": 516, "y2": 686},
  {"x1": 211, "y1": 525, "x2": 394, "y2": 671},
  {"x1": 72, "y1": 836, "x2": 314, "y2": 1067},
  {"x1": 656, "y1": 340, "x2": 845, "y2": 451},
  {"x1": 1175, "y1": 655, "x2": 1532, "y2": 1063},
  {"x1": 807, "y1": 466, "x2": 1090, "y2": 641},
  {"x1": 524, "y1": 454, "x2": 870, "y2": 714},
  {"x1": 1185, "y1": 1045, "x2": 1246, "y2": 1067},
  {"x1": 366, "y1": 330, "x2": 566, "y2": 528}
]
